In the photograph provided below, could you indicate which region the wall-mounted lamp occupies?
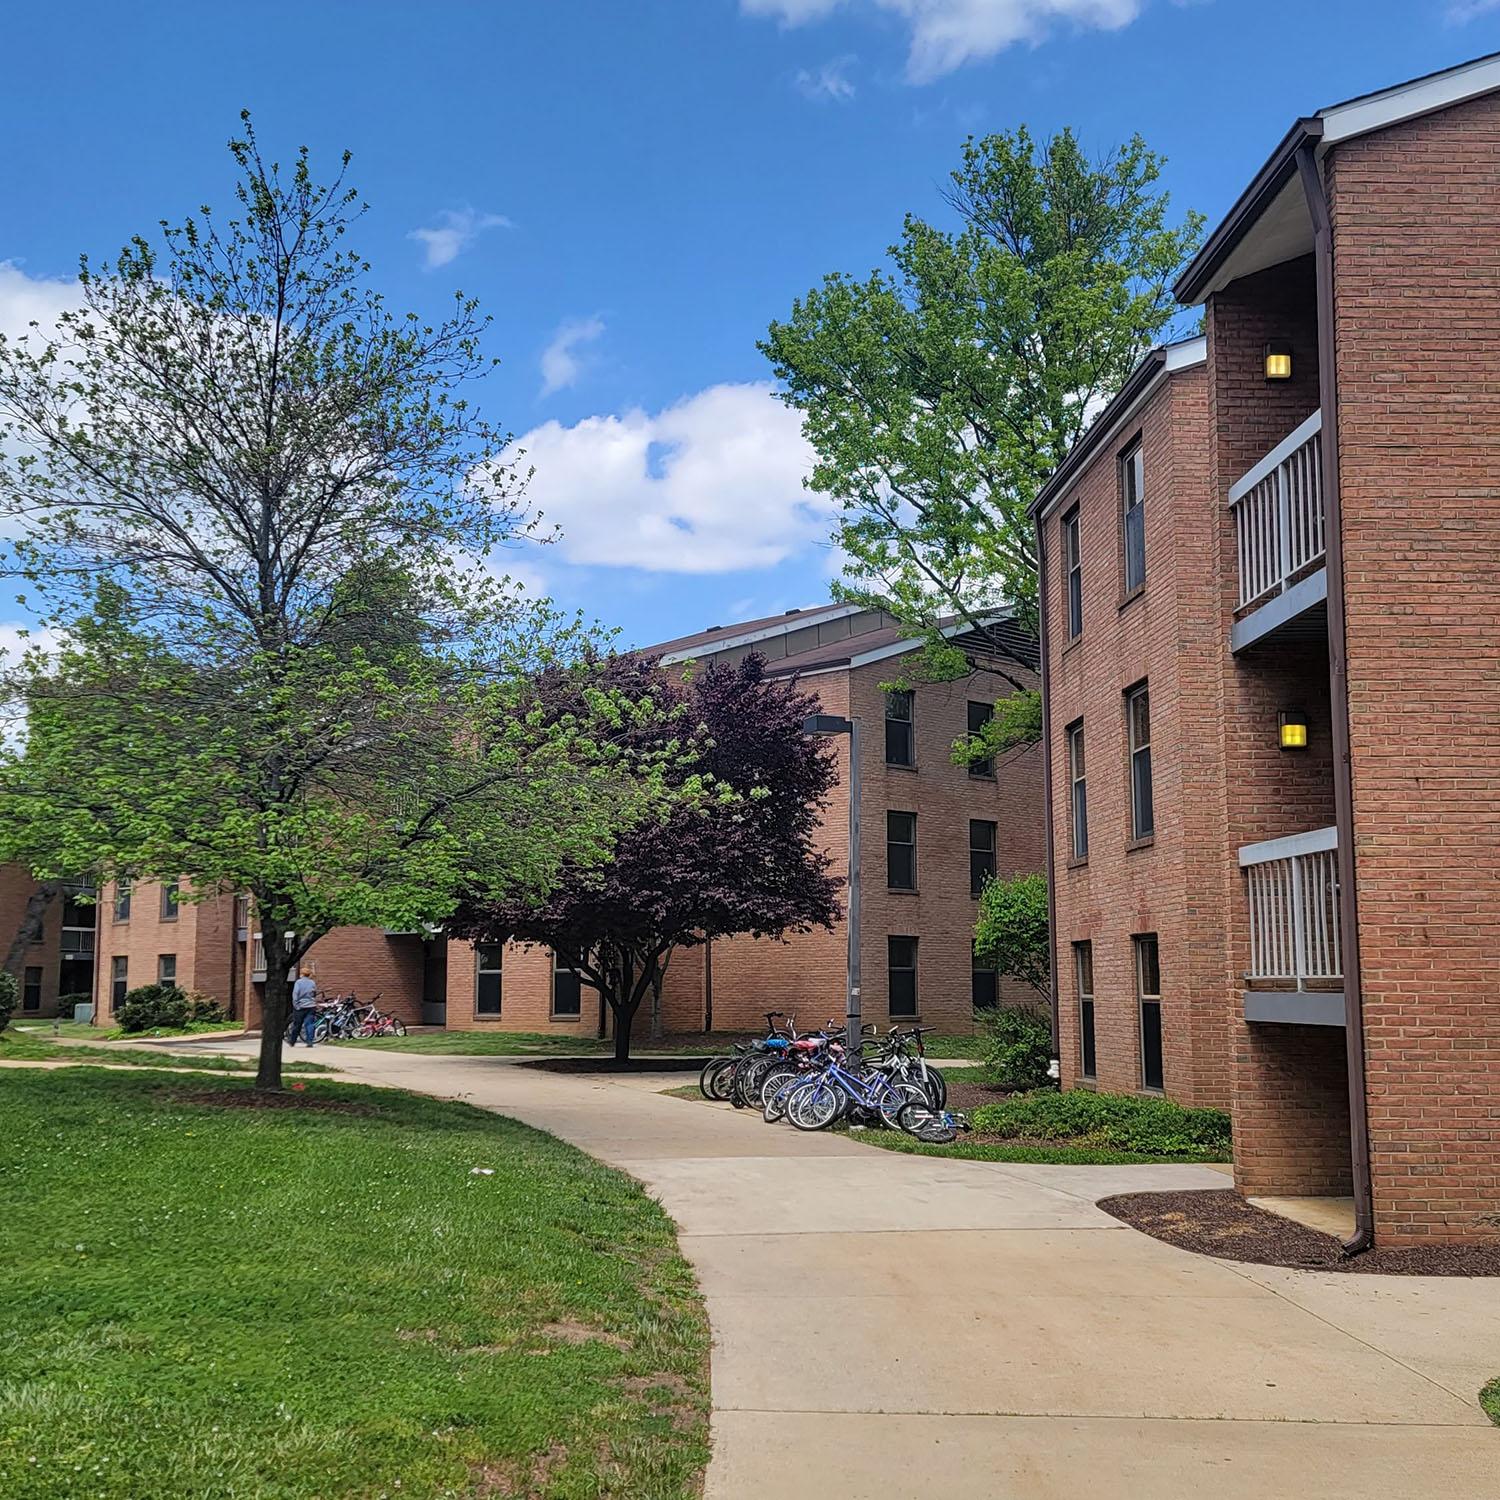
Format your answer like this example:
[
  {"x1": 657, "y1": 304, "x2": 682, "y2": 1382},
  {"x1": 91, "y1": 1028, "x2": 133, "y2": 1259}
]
[
  {"x1": 1264, "y1": 341, "x2": 1294, "y2": 382},
  {"x1": 1278, "y1": 707, "x2": 1309, "y2": 751}
]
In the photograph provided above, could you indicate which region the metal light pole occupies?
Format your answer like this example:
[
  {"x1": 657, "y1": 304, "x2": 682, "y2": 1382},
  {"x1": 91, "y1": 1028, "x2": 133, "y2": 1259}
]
[{"x1": 803, "y1": 714, "x2": 861, "y2": 1045}]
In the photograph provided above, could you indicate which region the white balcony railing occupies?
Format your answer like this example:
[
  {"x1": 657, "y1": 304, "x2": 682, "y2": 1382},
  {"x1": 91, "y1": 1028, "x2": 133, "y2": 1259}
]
[
  {"x1": 250, "y1": 933, "x2": 267, "y2": 980},
  {"x1": 1239, "y1": 825, "x2": 1341, "y2": 989},
  {"x1": 1229, "y1": 409, "x2": 1325, "y2": 610}
]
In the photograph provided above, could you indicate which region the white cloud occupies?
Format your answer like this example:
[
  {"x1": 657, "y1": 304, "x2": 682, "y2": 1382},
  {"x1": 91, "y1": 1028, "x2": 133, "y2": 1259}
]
[
  {"x1": 539, "y1": 315, "x2": 606, "y2": 397},
  {"x1": 408, "y1": 207, "x2": 512, "y2": 270},
  {"x1": 0, "y1": 260, "x2": 77, "y2": 343},
  {"x1": 1447, "y1": 0, "x2": 1500, "y2": 20},
  {"x1": 504, "y1": 383, "x2": 828, "y2": 573},
  {"x1": 796, "y1": 55, "x2": 859, "y2": 101},
  {"x1": 743, "y1": 0, "x2": 1141, "y2": 82}
]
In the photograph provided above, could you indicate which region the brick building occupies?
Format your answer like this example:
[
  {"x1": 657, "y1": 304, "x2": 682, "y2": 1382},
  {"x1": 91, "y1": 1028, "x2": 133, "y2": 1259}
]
[
  {"x1": 0, "y1": 868, "x2": 97, "y2": 1019},
  {"x1": 1035, "y1": 54, "x2": 1500, "y2": 1247},
  {"x1": 88, "y1": 603, "x2": 1044, "y2": 1040}
]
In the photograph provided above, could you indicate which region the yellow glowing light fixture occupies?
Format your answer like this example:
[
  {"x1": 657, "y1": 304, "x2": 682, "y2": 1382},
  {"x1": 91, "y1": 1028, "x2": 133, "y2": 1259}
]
[
  {"x1": 1279, "y1": 707, "x2": 1309, "y2": 751},
  {"x1": 1264, "y1": 341, "x2": 1294, "y2": 382}
]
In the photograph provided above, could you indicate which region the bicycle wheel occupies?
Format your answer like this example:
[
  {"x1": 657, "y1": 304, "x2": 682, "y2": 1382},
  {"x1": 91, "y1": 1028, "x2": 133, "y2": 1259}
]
[
  {"x1": 390, "y1": 1018, "x2": 407, "y2": 1036},
  {"x1": 735, "y1": 1054, "x2": 777, "y2": 1110},
  {"x1": 923, "y1": 1066, "x2": 947, "y2": 1109},
  {"x1": 896, "y1": 1101, "x2": 959, "y2": 1144},
  {"x1": 312, "y1": 1018, "x2": 331, "y2": 1044},
  {"x1": 759, "y1": 1067, "x2": 801, "y2": 1122},
  {"x1": 758, "y1": 1064, "x2": 797, "y2": 1109},
  {"x1": 699, "y1": 1056, "x2": 734, "y2": 1101},
  {"x1": 787, "y1": 1080, "x2": 843, "y2": 1131}
]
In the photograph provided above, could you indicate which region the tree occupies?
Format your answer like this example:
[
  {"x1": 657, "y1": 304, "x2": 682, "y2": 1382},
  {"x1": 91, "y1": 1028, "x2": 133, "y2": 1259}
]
[
  {"x1": 450, "y1": 654, "x2": 844, "y2": 1062},
  {"x1": 762, "y1": 126, "x2": 1202, "y2": 696},
  {"x1": 974, "y1": 871, "x2": 1050, "y2": 1001},
  {"x1": 0, "y1": 119, "x2": 672, "y2": 1089}
]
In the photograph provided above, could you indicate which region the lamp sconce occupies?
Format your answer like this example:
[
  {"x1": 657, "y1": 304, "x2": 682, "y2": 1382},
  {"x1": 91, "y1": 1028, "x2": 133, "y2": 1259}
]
[
  {"x1": 1278, "y1": 707, "x2": 1309, "y2": 751},
  {"x1": 1264, "y1": 341, "x2": 1294, "y2": 382}
]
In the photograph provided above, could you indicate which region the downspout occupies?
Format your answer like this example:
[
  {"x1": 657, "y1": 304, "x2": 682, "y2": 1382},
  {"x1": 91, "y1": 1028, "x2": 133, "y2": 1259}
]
[
  {"x1": 1296, "y1": 139, "x2": 1374, "y2": 1255},
  {"x1": 1035, "y1": 514, "x2": 1061, "y2": 1074}
]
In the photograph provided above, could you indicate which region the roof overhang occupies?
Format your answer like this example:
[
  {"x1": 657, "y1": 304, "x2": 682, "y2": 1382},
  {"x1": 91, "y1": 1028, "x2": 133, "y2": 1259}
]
[
  {"x1": 1031, "y1": 337, "x2": 1206, "y2": 525},
  {"x1": 655, "y1": 602, "x2": 861, "y2": 664},
  {"x1": 766, "y1": 608, "x2": 1021, "y2": 679}
]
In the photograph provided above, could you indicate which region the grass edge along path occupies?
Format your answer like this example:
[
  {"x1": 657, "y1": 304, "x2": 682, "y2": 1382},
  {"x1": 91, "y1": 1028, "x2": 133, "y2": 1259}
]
[
  {"x1": 1481, "y1": 1377, "x2": 1500, "y2": 1426},
  {"x1": 1, "y1": 1068, "x2": 710, "y2": 1499},
  {"x1": 0, "y1": 1031, "x2": 327, "y2": 1074}
]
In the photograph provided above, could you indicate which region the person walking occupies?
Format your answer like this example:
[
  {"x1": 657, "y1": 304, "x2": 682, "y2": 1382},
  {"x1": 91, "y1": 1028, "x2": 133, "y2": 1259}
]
[{"x1": 289, "y1": 968, "x2": 319, "y2": 1047}]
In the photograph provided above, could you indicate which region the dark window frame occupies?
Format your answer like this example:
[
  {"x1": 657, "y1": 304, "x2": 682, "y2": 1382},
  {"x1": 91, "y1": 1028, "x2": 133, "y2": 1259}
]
[
  {"x1": 971, "y1": 942, "x2": 998, "y2": 1012},
  {"x1": 886, "y1": 810, "x2": 917, "y2": 891},
  {"x1": 1126, "y1": 681, "x2": 1154, "y2": 841},
  {"x1": 1135, "y1": 933, "x2": 1163, "y2": 1091},
  {"x1": 884, "y1": 690, "x2": 915, "y2": 768},
  {"x1": 475, "y1": 944, "x2": 503, "y2": 1016},
  {"x1": 159, "y1": 880, "x2": 180, "y2": 922},
  {"x1": 1075, "y1": 941, "x2": 1096, "y2": 1080},
  {"x1": 887, "y1": 935, "x2": 918, "y2": 1018},
  {"x1": 110, "y1": 955, "x2": 129, "y2": 1011},
  {"x1": 966, "y1": 700, "x2": 995, "y2": 778},
  {"x1": 157, "y1": 953, "x2": 177, "y2": 986},
  {"x1": 1067, "y1": 720, "x2": 1088, "y2": 861},
  {"x1": 1120, "y1": 437, "x2": 1146, "y2": 595},
  {"x1": 551, "y1": 951, "x2": 586, "y2": 1019},
  {"x1": 22, "y1": 965, "x2": 42, "y2": 1012},
  {"x1": 968, "y1": 818, "x2": 997, "y2": 897},
  {"x1": 114, "y1": 882, "x2": 132, "y2": 922},
  {"x1": 1063, "y1": 505, "x2": 1083, "y2": 640}
]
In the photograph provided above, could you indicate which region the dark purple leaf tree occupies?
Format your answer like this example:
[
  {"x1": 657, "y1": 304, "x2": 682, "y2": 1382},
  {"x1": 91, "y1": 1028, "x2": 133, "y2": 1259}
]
[{"x1": 450, "y1": 653, "x2": 843, "y2": 1061}]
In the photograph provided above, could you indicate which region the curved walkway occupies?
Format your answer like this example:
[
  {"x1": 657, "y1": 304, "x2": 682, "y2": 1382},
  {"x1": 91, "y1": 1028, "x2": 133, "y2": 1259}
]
[{"x1": 180, "y1": 1042, "x2": 1498, "y2": 1498}]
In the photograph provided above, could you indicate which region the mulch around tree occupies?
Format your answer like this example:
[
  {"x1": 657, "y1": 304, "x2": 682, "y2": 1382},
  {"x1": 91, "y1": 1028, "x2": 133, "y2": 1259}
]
[
  {"x1": 1100, "y1": 1189, "x2": 1500, "y2": 1276},
  {"x1": 521, "y1": 1056, "x2": 710, "y2": 1074}
]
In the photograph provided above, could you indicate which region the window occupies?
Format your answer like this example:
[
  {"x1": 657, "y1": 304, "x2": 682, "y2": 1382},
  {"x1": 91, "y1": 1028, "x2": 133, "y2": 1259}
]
[
  {"x1": 160, "y1": 880, "x2": 180, "y2": 921},
  {"x1": 884, "y1": 690, "x2": 914, "y2": 767},
  {"x1": 22, "y1": 966, "x2": 42, "y2": 1012},
  {"x1": 886, "y1": 811, "x2": 917, "y2": 891},
  {"x1": 1136, "y1": 934, "x2": 1163, "y2": 1090},
  {"x1": 475, "y1": 944, "x2": 503, "y2": 1016},
  {"x1": 1121, "y1": 438, "x2": 1145, "y2": 593},
  {"x1": 110, "y1": 956, "x2": 129, "y2": 1011},
  {"x1": 888, "y1": 936, "x2": 918, "y2": 1018},
  {"x1": 158, "y1": 954, "x2": 177, "y2": 985},
  {"x1": 1126, "y1": 682, "x2": 1154, "y2": 841},
  {"x1": 1063, "y1": 506, "x2": 1083, "y2": 639},
  {"x1": 1067, "y1": 721, "x2": 1088, "y2": 860},
  {"x1": 1075, "y1": 942, "x2": 1096, "y2": 1080},
  {"x1": 969, "y1": 819, "x2": 997, "y2": 896},
  {"x1": 114, "y1": 882, "x2": 132, "y2": 922},
  {"x1": 967, "y1": 701, "x2": 994, "y2": 778},
  {"x1": 972, "y1": 943, "x2": 998, "y2": 1011},
  {"x1": 60, "y1": 884, "x2": 95, "y2": 956},
  {"x1": 552, "y1": 951, "x2": 587, "y2": 1018}
]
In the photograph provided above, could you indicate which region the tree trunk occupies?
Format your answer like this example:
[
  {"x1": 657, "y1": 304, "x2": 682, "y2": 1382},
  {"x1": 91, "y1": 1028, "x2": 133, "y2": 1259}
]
[
  {"x1": 256, "y1": 928, "x2": 292, "y2": 1091},
  {"x1": 613, "y1": 996, "x2": 638, "y2": 1063},
  {"x1": 4, "y1": 880, "x2": 63, "y2": 977}
]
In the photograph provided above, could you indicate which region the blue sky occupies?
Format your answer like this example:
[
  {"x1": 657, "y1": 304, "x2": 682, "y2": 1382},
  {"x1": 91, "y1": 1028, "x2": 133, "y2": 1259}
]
[{"x1": 3, "y1": 0, "x2": 1497, "y2": 652}]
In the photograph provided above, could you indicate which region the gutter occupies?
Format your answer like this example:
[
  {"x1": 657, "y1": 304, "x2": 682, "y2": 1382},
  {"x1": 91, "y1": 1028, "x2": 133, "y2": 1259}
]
[
  {"x1": 1295, "y1": 141, "x2": 1375, "y2": 1256},
  {"x1": 1035, "y1": 512, "x2": 1061, "y2": 1072}
]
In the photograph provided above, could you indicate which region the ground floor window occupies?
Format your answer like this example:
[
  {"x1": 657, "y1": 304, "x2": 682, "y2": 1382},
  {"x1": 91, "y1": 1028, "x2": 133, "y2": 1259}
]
[
  {"x1": 22, "y1": 965, "x2": 42, "y2": 1012},
  {"x1": 158, "y1": 954, "x2": 177, "y2": 985},
  {"x1": 551, "y1": 951, "x2": 585, "y2": 1018},
  {"x1": 475, "y1": 945, "x2": 503, "y2": 1016},
  {"x1": 1135, "y1": 933, "x2": 1163, "y2": 1090},
  {"x1": 888, "y1": 936, "x2": 918, "y2": 1017},
  {"x1": 971, "y1": 942, "x2": 997, "y2": 1011},
  {"x1": 110, "y1": 955, "x2": 128, "y2": 1010},
  {"x1": 1075, "y1": 941, "x2": 1095, "y2": 1079}
]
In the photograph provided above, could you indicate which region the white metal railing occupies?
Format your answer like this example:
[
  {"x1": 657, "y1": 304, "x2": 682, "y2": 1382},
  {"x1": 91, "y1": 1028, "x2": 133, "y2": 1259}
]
[
  {"x1": 235, "y1": 894, "x2": 251, "y2": 932},
  {"x1": 1229, "y1": 409, "x2": 1325, "y2": 610},
  {"x1": 1239, "y1": 825, "x2": 1341, "y2": 988},
  {"x1": 250, "y1": 933, "x2": 267, "y2": 979}
]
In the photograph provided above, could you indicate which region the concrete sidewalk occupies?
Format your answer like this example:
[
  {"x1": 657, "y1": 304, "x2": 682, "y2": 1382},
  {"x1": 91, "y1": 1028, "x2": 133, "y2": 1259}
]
[{"x1": 175, "y1": 1041, "x2": 1500, "y2": 1497}]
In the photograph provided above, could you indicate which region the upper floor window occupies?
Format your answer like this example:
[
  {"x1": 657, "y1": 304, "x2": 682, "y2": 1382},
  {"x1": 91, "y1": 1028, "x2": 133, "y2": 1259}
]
[
  {"x1": 969, "y1": 819, "x2": 996, "y2": 896},
  {"x1": 475, "y1": 944, "x2": 503, "y2": 1016},
  {"x1": 1066, "y1": 720, "x2": 1087, "y2": 861},
  {"x1": 114, "y1": 882, "x2": 132, "y2": 922},
  {"x1": 160, "y1": 880, "x2": 181, "y2": 922},
  {"x1": 886, "y1": 811, "x2": 917, "y2": 891},
  {"x1": 884, "y1": 690, "x2": 914, "y2": 767},
  {"x1": 1063, "y1": 506, "x2": 1083, "y2": 639},
  {"x1": 1120, "y1": 438, "x2": 1145, "y2": 594},
  {"x1": 966, "y1": 701, "x2": 994, "y2": 778},
  {"x1": 1126, "y1": 682, "x2": 1154, "y2": 841}
]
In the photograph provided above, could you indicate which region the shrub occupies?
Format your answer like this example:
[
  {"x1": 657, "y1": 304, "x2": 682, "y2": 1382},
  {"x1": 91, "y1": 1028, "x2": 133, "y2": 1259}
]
[
  {"x1": 188, "y1": 993, "x2": 225, "y2": 1023},
  {"x1": 979, "y1": 1004, "x2": 1053, "y2": 1091},
  {"x1": 116, "y1": 983, "x2": 192, "y2": 1033},
  {"x1": 970, "y1": 1088, "x2": 1232, "y2": 1160},
  {"x1": 57, "y1": 992, "x2": 94, "y2": 1016},
  {"x1": 973, "y1": 872, "x2": 1049, "y2": 999},
  {"x1": 0, "y1": 970, "x2": 15, "y2": 1034}
]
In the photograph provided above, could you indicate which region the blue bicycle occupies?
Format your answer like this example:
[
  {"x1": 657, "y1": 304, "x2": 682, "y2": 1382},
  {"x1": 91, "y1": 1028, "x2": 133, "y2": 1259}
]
[{"x1": 782, "y1": 1052, "x2": 927, "y2": 1132}]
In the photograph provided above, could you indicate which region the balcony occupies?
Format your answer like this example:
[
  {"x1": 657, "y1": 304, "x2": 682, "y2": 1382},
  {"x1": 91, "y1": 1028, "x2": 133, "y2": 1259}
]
[
  {"x1": 1229, "y1": 409, "x2": 1328, "y2": 653},
  {"x1": 250, "y1": 933, "x2": 267, "y2": 981},
  {"x1": 235, "y1": 894, "x2": 251, "y2": 942},
  {"x1": 1238, "y1": 825, "x2": 1345, "y2": 1025}
]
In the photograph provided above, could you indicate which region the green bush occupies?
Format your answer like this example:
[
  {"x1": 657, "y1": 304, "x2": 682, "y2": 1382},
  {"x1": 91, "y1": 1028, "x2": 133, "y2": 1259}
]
[
  {"x1": 0, "y1": 970, "x2": 15, "y2": 1034},
  {"x1": 189, "y1": 994, "x2": 225, "y2": 1023},
  {"x1": 57, "y1": 992, "x2": 94, "y2": 1016},
  {"x1": 116, "y1": 983, "x2": 192, "y2": 1033},
  {"x1": 979, "y1": 1004, "x2": 1053, "y2": 1091},
  {"x1": 970, "y1": 1088, "x2": 1232, "y2": 1160}
]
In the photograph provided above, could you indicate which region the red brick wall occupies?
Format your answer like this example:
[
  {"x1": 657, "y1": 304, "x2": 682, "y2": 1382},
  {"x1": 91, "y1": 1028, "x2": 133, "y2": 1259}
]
[
  {"x1": 1328, "y1": 93, "x2": 1500, "y2": 1244},
  {"x1": 1048, "y1": 362, "x2": 1233, "y2": 1108},
  {"x1": 93, "y1": 880, "x2": 240, "y2": 1020},
  {"x1": 0, "y1": 865, "x2": 80, "y2": 1018}
]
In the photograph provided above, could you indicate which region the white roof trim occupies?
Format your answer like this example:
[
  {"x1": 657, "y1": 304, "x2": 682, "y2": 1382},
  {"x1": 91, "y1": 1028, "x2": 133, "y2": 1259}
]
[
  {"x1": 657, "y1": 602, "x2": 861, "y2": 663},
  {"x1": 1319, "y1": 52, "x2": 1500, "y2": 147}
]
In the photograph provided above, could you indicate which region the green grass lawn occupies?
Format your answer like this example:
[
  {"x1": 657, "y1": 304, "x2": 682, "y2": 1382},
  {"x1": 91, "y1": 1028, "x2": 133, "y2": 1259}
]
[
  {"x1": 14, "y1": 1019, "x2": 244, "y2": 1043},
  {"x1": 0, "y1": 1030, "x2": 325, "y2": 1074},
  {"x1": 1482, "y1": 1377, "x2": 1500, "y2": 1426},
  {"x1": 0, "y1": 1068, "x2": 709, "y2": 1499}
]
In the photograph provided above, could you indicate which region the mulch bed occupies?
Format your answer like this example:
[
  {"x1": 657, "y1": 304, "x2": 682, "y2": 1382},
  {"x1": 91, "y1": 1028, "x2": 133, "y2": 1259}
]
[
  {"x1": 941, "y1": 1080, "x2": 1013, "y2": 1111},
  {"x1": 521, "y1": 1056, "x2": 709, "y2": 1075},
  {"x1": 1100, "y1": 1189, "x2": 1500, "y2": 1276},
  {"x1": 164, "y1": 1088, "x2": 375, "y2": 1114}
]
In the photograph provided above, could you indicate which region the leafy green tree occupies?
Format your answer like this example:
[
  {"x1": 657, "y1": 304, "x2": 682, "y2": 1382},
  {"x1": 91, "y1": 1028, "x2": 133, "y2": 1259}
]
[
  {"x1": 974, "y1": 871, "x2": 1050, "y2": 1000},
  {"x1": 0, "y1": 119, "x2": 674, "y2": 1089},
  {"x1": 763, "y1": 126, "x2": 1203, "y2": 696}
]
